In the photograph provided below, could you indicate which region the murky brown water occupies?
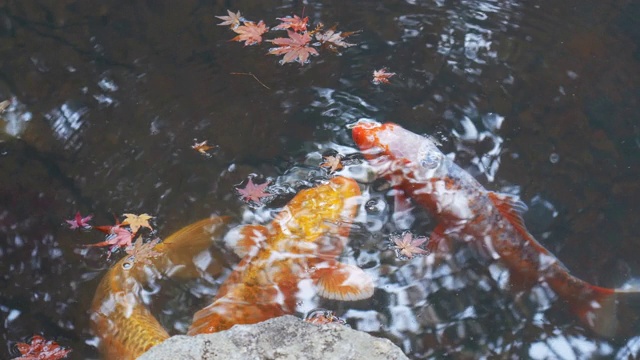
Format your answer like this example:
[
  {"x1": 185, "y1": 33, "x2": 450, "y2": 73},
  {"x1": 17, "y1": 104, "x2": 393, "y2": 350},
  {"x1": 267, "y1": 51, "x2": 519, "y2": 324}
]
[{"x1": 1, "y1": 0, "x2": 639, "y2": 359}]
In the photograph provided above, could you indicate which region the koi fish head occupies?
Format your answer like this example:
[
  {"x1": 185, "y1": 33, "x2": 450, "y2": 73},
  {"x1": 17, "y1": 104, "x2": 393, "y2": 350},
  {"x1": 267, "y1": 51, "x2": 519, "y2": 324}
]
[
  {"x1": 352, "y1": 120, "x2": 448, "y2": 184},
  {"x1": 352, "y1": 120, "x2": 483, "y2": 221}
]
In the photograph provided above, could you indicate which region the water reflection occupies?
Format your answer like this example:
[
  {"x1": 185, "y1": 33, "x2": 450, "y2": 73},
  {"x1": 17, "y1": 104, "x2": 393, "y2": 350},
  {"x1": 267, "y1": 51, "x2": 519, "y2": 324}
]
[{"x1": 0, "y1": 0, "x2": 639, "y2": 359}]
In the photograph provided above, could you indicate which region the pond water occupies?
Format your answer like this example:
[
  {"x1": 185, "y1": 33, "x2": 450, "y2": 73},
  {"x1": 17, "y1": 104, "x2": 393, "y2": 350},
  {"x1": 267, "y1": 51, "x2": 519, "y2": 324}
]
[{"x1": 1, "y1": 0, "x2": 639, "y2": 359}]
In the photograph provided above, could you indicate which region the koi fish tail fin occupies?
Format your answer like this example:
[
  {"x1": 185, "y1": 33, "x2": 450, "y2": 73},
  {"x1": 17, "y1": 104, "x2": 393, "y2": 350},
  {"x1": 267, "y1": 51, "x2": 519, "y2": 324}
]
[
  {"x1": 154, "y1": 216, "x2": 230, "y2": 279},
  {"x1": 571, "y1": 285, "x2": 619, "y2": 338},
  {"x1": 574, "y1": 287, "x2": 640, "y2": 339}
]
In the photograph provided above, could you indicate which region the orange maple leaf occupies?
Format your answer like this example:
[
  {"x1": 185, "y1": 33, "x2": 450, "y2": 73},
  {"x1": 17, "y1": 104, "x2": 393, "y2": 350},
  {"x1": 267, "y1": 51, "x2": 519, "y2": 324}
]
[
  {"x1": 230, "y1": 20, "x2": 268, "y2": 46},
  {"x1": 273, "y1": 15, "x2": 309, "y2": 32},
  {"x1": 372, "y1": 68, "x2": 396, "y2": 85},
  {"x1": 268, "y1": 30, "x2": 319, "y2": 65}
]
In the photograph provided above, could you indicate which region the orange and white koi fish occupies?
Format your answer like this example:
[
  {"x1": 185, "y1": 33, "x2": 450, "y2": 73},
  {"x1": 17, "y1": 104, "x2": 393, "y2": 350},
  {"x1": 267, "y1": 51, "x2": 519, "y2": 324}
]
[
  {"x1": 352, "y1": 120, "x2": 639, "y2": 338},
  {"x1": 188, "y1": 176, "x2": 374, "y2": 334},
  {"x1": 90, "y1": 216, "x2": 230, "y2": 360}
]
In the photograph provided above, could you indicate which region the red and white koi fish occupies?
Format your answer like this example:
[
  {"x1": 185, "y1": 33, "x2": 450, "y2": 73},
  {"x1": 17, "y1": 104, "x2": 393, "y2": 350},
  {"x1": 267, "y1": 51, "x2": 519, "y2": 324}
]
[
  {"x1": 188, "y1": 176, "x2": 374, "y2": 334},
  {"x1": 352, "y1": 120, "x2": 639, "y2": 338}
]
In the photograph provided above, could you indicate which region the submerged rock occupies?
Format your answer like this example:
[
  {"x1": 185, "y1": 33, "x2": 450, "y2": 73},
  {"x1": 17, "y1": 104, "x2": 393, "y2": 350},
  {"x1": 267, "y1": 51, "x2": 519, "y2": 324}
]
[{"x1": 138, "y1": 315, "x2": 408, "y2": 360}]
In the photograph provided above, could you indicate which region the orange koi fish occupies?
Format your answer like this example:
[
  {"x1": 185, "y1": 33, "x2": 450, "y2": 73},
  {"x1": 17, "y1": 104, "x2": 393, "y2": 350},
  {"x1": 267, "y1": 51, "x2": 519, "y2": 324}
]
[
  {"x1": 90, "y1": 217, "x2": 229, "y2": 360},
  {"x1": 352, "y1": 120, "x2": 638, "y2": 338},
  {"x1": 188, "y1": 176, "x2": 374, "y2": 334}
]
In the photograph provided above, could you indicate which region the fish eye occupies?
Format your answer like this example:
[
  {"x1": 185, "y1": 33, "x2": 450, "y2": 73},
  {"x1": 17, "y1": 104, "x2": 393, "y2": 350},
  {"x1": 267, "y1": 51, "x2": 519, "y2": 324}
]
[
  {"x1": 420, "y1": 152, "x2": 441, "y2": 169},
  {"x1": 122, "y1": 257, "x2": 135, "y2": 270}
]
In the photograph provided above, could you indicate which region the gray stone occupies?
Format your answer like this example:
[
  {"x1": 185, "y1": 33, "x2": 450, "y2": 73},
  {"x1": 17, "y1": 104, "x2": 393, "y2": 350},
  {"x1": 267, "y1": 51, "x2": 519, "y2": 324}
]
[{"x1": 138, "y1": 315, "x2": 409, "y2": 360}]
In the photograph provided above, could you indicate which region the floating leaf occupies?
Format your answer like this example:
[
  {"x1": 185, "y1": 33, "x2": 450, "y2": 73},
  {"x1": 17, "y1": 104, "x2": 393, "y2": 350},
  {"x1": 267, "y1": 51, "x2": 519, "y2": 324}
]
[
  {"x1": 216, "y1": 9, "x2": 244, "y2": 28},
  {"x1": 391, "y1": 231, "x2": 428, "y2": 259},
  {"x1": 65, "y1": 212, "x2": 93, "y2": 230},
  {"x1": 122, "y1": 213, "x2": 153, "y2": 233},
  {"x1": 273, "y1": 15, "x2": 309, "y2": 32},
  {"x1": 87, "y1": 226, "x2": 134, "y2": 256},
  {"x1": 320, "y1": 155, "x2": 343, "y2": 173},
  {"x1": 230, "y1": 20, "x2": 268, "y2": 46},
  {"x1": 268, "y1": 30, "x2": 319, "y2": 65},
  {"x1": 372, "y1": 68, "x2": 396, "y2": 85},
  {"x1": 192, "y1": 140, "x2": 215, "y2": 156},
  {"x1": 315, "y1": 29, "x2": 356, "y2": 52},
  {"x1": 236, "y1": 177, "x2": 271, "y2": 204}
]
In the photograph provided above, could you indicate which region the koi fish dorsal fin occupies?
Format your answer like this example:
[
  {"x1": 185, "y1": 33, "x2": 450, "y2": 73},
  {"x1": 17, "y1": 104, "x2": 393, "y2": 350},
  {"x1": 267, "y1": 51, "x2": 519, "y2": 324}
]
[
  {"x1": 313, "y1": 261, "x2": 374, "y2": 301},
  {"x1": 487, "y1": 192, "x2": 530, "y2": 234},
  {"x1": 223, "y1": 224, "x2": 269, "y2": 258}
]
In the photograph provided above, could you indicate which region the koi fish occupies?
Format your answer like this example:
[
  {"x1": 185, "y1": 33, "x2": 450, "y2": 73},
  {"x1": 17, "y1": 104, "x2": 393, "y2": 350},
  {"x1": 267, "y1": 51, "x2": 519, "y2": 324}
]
[
  {"x1": 188, "y1": 176, "x2": 374, "y2": 334},
  {"x1": 90, "y1": 216, "x2": 230, "y2": 360},
  {"x1": 352, "y1": 120, "x2": 639, "y2": 338}
]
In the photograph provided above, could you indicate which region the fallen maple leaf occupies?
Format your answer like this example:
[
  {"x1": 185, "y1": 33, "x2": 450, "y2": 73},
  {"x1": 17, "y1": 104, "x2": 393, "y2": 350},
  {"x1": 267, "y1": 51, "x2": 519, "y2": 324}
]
[
  {"x1": 14, "y1": 335, "x2": 71, "y2": 360},
  {"x1": 216, "y1": 9, "x2": 243, "y2": 28},
  {"x1": 320, "y1": 155, "x2": 343, "y2": 173},
  {"x1": 372, "y1": 68, "x2": 396, "y2": 85},
  {"x1": 268, "y1": 30, "x2": 319, "y2": 65},
  {"x1": 231, "y1": 20, "x2": 268, "y2": 46},
  {"x1": 65, "y1": 211, "x2": 93, "y2": 230},
  {"x1": 236, "y1": 177, "x2": 271, "y2": 204},
  {"x1": 87, "y1": 226, "x2": 134, "y2": 256},
  {"x1": 123, "y1": 237, "x2": 162, "y2": 269},
  {"x1": 192, "y1": 140, "x2": 215, "y2": 156},
  {"x1": 122, "y1": 213, "x2": 153, "y2": 233},
  {"x1": 315, "y1": 29, "x2": 356, "y2": 52},
  {"x1": 273, "y1": 15, "x2": 309, "y2": 32},
  {"x1": 391, "y1": 232, "x2": 429, "y2": 259}
]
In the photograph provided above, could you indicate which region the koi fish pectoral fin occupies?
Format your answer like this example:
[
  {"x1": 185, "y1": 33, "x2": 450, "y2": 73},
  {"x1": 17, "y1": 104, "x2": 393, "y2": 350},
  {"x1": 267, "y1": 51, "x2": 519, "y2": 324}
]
[
  {"x1": 312, "y1": 262, "x2": 374, "y2": 301},
  {"x1": 223, "y1": 224, "x2": 269, "y2": 258}
]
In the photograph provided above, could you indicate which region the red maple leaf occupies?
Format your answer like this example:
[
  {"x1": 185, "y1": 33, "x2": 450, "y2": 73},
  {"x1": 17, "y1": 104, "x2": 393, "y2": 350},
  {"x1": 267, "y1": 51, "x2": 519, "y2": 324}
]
[
  {"x1": 273, "y1": 15, "x2": 309, "y2": 32},
  {"x1": 14, "y1": 335, "x2": 71, "y2": 360},
  {"x1": 65, "y1": 211, "x2": 93, "y2": 230},
  {"x1": 236, "y1": 177, "x2": 271, "y2": 204},
  {"x1": 230, "y1": 20, "x2": 268, "y2": 46},
  {"x1": 86, "y1": 225, "x2": 134, "y2": 256},
  {"x1": 268, "y1": 30, "x2": 319, "y2": 65}
]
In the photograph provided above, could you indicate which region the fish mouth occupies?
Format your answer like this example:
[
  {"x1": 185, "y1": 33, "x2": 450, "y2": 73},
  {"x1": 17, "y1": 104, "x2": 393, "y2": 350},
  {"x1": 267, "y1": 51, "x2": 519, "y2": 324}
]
[{"x1": 351, "y1": 119, "x2": 382, "y2": 151}]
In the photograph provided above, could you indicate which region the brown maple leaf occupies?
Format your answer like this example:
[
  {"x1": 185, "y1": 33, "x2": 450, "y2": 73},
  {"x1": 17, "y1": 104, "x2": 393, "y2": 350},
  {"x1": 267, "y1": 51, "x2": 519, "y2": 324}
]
[
  {"x1": 15, "y1": 335, "x2": 71, "y2": 360},
  {"x1": 315, "y1": 29, "x2": 356, "y2": 52},
  {"x1": 391, "y1": 231, "x2": 428, "y2": 259},
  {"x1": 273, "y1": 15, "x2": 309, "y2": 32},
  {"x1": 122, "y1": 213, "x2": 153, "y2": 233},
  {"x1": 320, "y1": 155, "x2": 343, "y2": 173},
  {"x1": 123, "y1": 237, "x2": 162, "y2": 269},
  {"x1": 192, "y1": 140, "x2": 216, "y2": 156},
  {"x1": 230, "y1": 20, "x2": 268, "y2": 46},
  {"x1": 216, "y1": 9, "x2": 243, "y2": 28},
  {"x1": 268, "y1": 30, "x2": 319, "y2": 65},
  {"x1": 236, "y1": 177, "x2": 271, "y2": 204},
  {"x1": 372, "y1": 68, "x2": 396, "y2": 85}
]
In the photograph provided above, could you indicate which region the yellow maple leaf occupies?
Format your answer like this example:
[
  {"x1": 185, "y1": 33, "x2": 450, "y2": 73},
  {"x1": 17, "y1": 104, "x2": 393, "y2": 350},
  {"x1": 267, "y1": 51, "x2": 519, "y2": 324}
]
[{"x1": 122, "y1": 213, "x2": 153, "y2": 233}]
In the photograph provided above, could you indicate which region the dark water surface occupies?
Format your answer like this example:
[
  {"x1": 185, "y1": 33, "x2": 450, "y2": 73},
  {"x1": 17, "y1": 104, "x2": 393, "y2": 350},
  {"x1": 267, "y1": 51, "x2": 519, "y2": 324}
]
[{"x1": 1, "y1": 0, "x2": 639, "y2": 359}]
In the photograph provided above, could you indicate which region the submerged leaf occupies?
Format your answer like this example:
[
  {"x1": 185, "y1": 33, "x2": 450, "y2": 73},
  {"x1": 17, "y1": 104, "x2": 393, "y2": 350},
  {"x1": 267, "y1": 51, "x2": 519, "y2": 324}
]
[
  {"x1": 320, "y1": 155, "x2": 343, "y2": 173},
  {"x1": 14, "y1": 335, "x2": 71, "y2": 360},
  {"x1": 123, "y1": 237, "x2": 162, "y2": 268}
]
